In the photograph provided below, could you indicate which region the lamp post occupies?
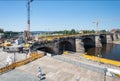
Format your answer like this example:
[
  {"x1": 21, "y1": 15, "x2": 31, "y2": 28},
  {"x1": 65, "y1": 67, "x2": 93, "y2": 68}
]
[
  {"x1": 13, "y1": 47, "x2": 16, "y2": 62},
  {"x1": 104, "y1": 68, "x2": 107, "y2": 81},
  {"x1": 97, "y1": 47, "x2": 102, "y2": 64},
  {"x1": 26, "y1": 0, "x2": 33, "y2": 40}
]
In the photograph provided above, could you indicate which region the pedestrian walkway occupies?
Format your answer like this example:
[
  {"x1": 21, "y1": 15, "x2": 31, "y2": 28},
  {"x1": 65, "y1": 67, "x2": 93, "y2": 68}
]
[
  {"x1": 0, "y1": 55, "x2": 118, "y2": 81},
  {"x1": 62, "y1": 53, "x2": 120, "y2": 70},
  {"x1": 0, "y1": 53, "x2": 120, "y2": 81}
]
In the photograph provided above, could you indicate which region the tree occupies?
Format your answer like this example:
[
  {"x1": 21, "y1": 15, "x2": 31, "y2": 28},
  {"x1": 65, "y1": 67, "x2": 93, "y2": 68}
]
[
  {"x1": 70, "y1": 29, "x2": 76, "y2": 34},
  {"x1": 0, "y1": 28, "x2": 4, "y2": 33},
  {"x1": 100, "y1": 30, "x2": 106, "y2": 33}
]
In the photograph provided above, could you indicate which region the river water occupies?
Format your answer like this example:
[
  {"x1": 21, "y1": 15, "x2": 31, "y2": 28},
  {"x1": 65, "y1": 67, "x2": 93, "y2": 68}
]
[{"x1": 87, "y1": 44, "x2": 120, "y2": 61}]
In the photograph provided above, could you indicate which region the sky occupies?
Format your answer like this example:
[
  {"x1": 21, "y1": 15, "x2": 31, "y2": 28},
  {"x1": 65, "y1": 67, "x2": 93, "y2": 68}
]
[{"x1": 0, "y1": 0, "x2": 120, "y2": 32}]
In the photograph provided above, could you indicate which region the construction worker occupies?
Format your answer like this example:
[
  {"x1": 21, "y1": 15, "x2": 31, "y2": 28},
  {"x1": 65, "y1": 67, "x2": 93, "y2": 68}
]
[
  {"x1": 37, "y1": 67, "x2": 42, "y2": 81},
  {"x1": 38, "y1": 67, "x2": 42, "y2": 73},
  {"x1": 6, "y1": 56, "x2": 13, "y2": 66}
]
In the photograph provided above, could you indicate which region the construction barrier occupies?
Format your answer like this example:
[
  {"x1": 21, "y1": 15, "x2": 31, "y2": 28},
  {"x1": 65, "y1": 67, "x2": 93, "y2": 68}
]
[
  {"x1": 82, "y1": 54, "x2": 120, "y2": 67},
  {"x1": 0, "y1": 63, "x2": 16, "y2": 74},
  {"x1": 0, "y1": 52, "x2": 44, "y2": 74}
]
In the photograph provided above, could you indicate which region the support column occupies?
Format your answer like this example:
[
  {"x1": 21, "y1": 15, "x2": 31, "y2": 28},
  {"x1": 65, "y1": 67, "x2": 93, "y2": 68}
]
[
  {"x1": 95, "y1": 35, "x2": 102, "y2": 47},
  {"x1": 113, "y1": 34, "x2": 117, "y2": 41},
  {"x1": 54, "y1": 43, "x2": 60, "y2": 55},
  {"x1": 117, "y1": 33, "x2": 120, "y2": 39},
  {"x1": 75, "y1": 39, "x2": 85, "y2": 53},
  {"x1": 106, "y1": 35, "x2": 113, "y2": 43}
]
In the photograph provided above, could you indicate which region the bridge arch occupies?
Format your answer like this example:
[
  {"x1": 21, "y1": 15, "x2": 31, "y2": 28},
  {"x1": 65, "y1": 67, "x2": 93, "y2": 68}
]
[
  {"x1": 37, "y1": 46, "x2": 55, "y2": 54},
  {"x1": 82, "y1": 38, "x2": 95, "y2": 50},
  {"x1": 58, "y1": 40, "x2": 74, "y2": 54}
]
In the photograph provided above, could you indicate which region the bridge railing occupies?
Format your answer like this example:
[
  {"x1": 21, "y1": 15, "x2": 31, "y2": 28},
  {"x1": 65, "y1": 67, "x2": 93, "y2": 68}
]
[
  {"x1": 37, "y1": 33, "x2": 95, "y2": 42},
  {"x1": 0, "y1": 52, "x2": 44, "y2": 74}
]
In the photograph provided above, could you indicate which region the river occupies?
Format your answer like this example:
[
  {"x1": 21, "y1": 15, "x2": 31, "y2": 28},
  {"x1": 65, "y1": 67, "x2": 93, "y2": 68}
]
[{"x1": 87, "y1": 44, "x2": 120, "y2": 61}]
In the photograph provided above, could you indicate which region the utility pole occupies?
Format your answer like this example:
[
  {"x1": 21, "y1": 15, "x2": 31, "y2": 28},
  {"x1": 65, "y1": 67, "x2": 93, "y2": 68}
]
[
  {"x1": 93, "y1": 20, "x2": 99, "y2": 34},
  {"x1": 26, "y1": 0, "x2": 33, "y2": 40}
]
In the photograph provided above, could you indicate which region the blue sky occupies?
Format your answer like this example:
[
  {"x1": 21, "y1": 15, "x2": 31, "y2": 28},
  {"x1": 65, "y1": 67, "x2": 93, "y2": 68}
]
[{"x1": 0, "y1": 0, "x2": 120, "y2": 31}]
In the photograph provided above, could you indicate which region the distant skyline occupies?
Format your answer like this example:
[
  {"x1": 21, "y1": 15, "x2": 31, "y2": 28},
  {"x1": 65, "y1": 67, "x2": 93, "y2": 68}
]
[{"x1": 0, "y1": 0, "x2": 120, "y2": 31}]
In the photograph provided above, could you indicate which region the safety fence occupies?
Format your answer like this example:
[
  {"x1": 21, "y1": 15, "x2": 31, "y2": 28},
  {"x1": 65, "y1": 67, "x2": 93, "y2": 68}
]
[{"x1": 0, "y1": 52, "x2": 44, "y2": 74}]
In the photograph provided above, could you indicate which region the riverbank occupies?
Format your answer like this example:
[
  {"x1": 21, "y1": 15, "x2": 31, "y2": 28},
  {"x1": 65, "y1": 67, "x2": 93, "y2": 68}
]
[{"x1": 113, "y1": 40, "x2": 120, "y2": 44}]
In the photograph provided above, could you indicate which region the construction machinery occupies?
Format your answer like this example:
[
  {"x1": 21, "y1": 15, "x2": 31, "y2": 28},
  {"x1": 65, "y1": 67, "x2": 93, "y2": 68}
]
[{"x1": 2, "y1": 39, "x2": 24, "y2": 53}]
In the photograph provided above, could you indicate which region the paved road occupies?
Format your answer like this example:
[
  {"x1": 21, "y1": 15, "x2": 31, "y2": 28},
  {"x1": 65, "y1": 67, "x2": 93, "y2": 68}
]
[
  {"x1": 0, "y1": 52, "x2": 120, "y2": 81},
  {"x1": 0, "y1": 69, "x2": 39, "y2": 81}
]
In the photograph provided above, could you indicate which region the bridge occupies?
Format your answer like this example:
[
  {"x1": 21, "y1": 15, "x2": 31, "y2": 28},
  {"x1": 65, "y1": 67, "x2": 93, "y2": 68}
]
[{"x1": 30, "y1": 33, "x2": 120, "y2": 55}]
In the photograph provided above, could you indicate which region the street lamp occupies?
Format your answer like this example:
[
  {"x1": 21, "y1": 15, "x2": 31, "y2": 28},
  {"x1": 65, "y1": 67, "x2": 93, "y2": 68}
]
[
  {"x1": 26, "y1": 0, "x2": 33, "y2": 40},
  {"x1": 97, "y1": 47, "x2": 102, "y2": 64},
  {"x1": 13, "y1": 47, "x2": 16, "y2": 62},
  {"x1": 104, "y1": 68, "x2": 107, "y2": 81}
]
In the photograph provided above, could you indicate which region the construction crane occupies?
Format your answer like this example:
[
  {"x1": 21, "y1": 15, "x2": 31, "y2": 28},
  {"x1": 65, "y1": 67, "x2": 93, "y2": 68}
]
[
  {"x1": 93, "y1": 17, "x2": 120, "y2": 34},
  {"x1": 93, "y1": 20, "x2": 99, "y2": 34},
  {"x1": 26, "y1": 0, "x2": 33, "y2": 40}
]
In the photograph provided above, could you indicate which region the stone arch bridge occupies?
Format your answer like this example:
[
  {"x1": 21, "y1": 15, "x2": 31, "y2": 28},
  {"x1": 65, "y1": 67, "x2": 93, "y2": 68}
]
[{"x1": 30, "y1": 33, "x2": 120, "y2": 55}]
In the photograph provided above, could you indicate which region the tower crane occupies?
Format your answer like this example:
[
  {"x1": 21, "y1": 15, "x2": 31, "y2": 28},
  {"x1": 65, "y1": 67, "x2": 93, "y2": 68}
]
[
  {"x1": 93, "y1": 20, "x2": 99, "y2": 34},
  {"x1": 26, "y1": 0, "x2": 33, "y2": 40},
  {"x1": 93, "y1": 17, "x2": 120, "y2": 34}
]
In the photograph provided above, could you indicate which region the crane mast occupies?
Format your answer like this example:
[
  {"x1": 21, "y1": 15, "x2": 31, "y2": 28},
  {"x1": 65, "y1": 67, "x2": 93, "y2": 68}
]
[
  {"x1": 26, "y1": 0, "x2": 33, "y2": 40},
  {"x1": 93, "y1": 20, "x2": 99, "y2": 34}
]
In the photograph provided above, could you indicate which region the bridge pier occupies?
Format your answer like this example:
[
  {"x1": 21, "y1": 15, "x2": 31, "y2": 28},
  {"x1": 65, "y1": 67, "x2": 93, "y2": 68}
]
[
  {"x1": 53, "y1": 43, "x2": 61, "y2": 55},
  {"x1": 106, "y1": 35, "x2": 113, "y2": 43},
  {"x1": 75, "y1": 39, "x2": 85, "y2": 53},
  {"x1": 95, "y1": 35, "x2": 102, "y2": 47},
  {"x1": 117, "y1": 33, "x2": 120, "y2": 39},
  {"x1": 113, "y1": 33, "x2": 118, "y2": 41}
]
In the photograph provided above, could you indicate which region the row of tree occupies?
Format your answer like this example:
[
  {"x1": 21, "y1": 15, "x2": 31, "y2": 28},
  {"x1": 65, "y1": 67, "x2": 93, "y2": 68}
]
[
  {"x1": 0, "y1": 28, "x2": 4, "y2": 33},
  {"x1": 82, "y1": 30, "x2": 107, "y2": 34},
  {"x1": 51, "y1": 29, "x2": 79, "y2": 35},
  {"x1": 0, "y1": 28, "x2": 19, "y2": 38},
  {"x1": 51, "y1": 29, "x2": 107, "y2": 35},
  {"x1": 0, "y1": 27, "x2": 108, "y2": 38}
]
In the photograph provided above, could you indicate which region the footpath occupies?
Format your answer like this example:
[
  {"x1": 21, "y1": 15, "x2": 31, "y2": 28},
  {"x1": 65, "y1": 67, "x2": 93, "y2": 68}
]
[{"x1": 0, "y1": 53, "x2": 120, "y2": 81}]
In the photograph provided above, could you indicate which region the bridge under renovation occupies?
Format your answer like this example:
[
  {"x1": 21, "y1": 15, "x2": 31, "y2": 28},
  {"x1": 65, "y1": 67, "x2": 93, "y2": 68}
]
[{"x1": 30, "y1": 33, "x2": 120, "y2": 55}]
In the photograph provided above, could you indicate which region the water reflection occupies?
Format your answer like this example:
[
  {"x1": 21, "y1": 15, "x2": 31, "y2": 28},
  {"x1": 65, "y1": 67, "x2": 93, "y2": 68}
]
[{"x1": 87, "y1": 44, "x2": 120, "y2": 61}]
